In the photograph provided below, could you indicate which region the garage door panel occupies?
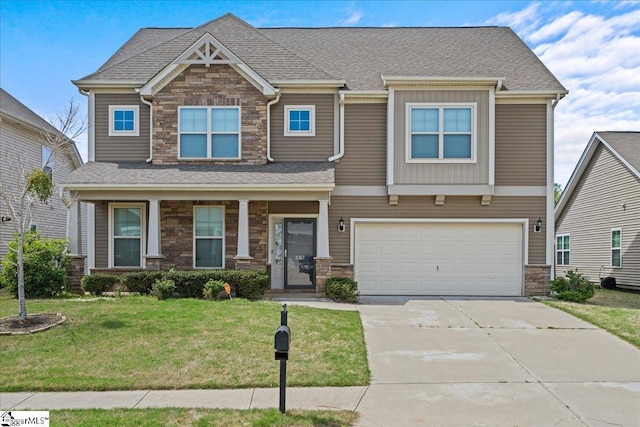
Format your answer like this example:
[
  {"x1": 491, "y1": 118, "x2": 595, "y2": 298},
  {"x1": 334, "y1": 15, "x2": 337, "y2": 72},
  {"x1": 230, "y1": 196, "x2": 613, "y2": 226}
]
[{"x1": 355, "y1": 223, "x2": 523, "y2": 296}]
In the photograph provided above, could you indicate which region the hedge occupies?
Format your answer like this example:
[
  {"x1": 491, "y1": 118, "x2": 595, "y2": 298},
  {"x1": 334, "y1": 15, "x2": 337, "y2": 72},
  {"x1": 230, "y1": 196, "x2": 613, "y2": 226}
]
[{"x1": 326, "y1": 277, "x2": 359, "y2": 303}]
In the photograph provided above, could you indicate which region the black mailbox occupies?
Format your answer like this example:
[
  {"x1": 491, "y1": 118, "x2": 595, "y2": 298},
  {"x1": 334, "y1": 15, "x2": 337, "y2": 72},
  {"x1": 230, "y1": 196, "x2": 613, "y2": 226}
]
[{"x1": 274, "y1": 325, "x2": 290, "y2": 360}]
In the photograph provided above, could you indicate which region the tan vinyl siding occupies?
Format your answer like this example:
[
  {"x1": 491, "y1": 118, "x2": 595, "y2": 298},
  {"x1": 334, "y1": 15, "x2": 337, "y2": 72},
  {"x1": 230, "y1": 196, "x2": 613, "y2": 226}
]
[
  {"x1": 335, "y1": 103, "x2": 386, "y2": 185},
  {"x1": 328, "y1": 196, "x2": 546, "y2": 265},
  {"x1": 94, "y1": 202, "x2": 109, "y2": 269},
  {"x1": 95, "y1": 93, "x2": 150, "y2": 162},
  {"x1": 268, "y1": 201, "x2": 319, "y2": 215},
  {"x1": 495, "y1": 104, "x2": 547, "y2": 186},
  {"x1": 393, "y1": 90, "x2": 489, "y2": 185},
  {"x1": 270, "y1": 93, "x2": 335, "y2": 161},
  {"x1": 556, "y1": 145, "x2": 640, "y2": 287},
  {"x1": 0, "y1": 120, "x2": 79, "y2": 259}
]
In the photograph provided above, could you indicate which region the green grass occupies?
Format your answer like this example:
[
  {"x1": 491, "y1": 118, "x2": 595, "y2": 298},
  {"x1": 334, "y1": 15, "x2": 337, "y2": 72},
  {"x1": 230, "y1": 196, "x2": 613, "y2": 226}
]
[
  {"x1": 544, "y1": 288, "x2": 640, "y2": 348},
  {"x1": 0, "y1": 292, "x2": 369, "y2": 391},
  {"x1": 49, "y1": 408, "x2": 357, "y2": 426}
]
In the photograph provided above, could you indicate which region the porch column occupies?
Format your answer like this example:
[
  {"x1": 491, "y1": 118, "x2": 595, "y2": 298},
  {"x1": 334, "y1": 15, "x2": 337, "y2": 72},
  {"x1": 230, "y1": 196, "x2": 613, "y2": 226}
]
[
  {"x1": 66, "y1": 199, "x2": 82, "y2": 256},
  {"x1": 146, "y1": 199, "x2": 161, "y2": 257},
  {"x1": 317, "y1": 199, "x2": 330, "y2": 258},
  {"x1": 235, "y1": 199, "x2": 251, "y2": 259}
]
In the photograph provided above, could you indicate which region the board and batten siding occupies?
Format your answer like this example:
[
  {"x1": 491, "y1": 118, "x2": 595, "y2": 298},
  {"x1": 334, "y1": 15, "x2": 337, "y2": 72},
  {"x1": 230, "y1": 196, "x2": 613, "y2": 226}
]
[
  {"x1": 335, "y1": 103, "x2": 387, "y2": 186},
  {"x1": 556, "y1": 144, "x2": 640, "y2": 287},
  {"x1": 0, "y1": 120, "x2": 81, "y2": 260},
  {"x1": 393, "y1": 90, "x2": 489, "y2": 185},
  {"x1": 328, "y1": 195, "x2": 546, "y2": 265},
  {"x1": 495, "y1": 104, "x2": 547, "y2": 186},
  {"x1": 94, "y1": 93, "x2": 150, "y2": 162},
  {"x1": 270, "y1": 93, "x2": 335, "y2": 161}
]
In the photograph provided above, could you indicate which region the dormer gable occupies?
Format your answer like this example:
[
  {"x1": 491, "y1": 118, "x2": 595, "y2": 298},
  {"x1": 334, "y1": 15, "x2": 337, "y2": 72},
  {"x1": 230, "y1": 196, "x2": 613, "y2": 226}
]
[{"x1": 139, "y1": 33, "x2": 276, "y2": 97}]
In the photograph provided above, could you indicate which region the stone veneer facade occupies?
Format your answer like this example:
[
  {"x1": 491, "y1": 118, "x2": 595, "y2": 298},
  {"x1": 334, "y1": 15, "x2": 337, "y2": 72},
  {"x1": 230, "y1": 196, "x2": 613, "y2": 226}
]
[
  {"x1": 152, "y1": 64, "x2": 268, "y2": 165},
  {"x1": 524, "y1": 265, "x2": 551, "y2": 296}
]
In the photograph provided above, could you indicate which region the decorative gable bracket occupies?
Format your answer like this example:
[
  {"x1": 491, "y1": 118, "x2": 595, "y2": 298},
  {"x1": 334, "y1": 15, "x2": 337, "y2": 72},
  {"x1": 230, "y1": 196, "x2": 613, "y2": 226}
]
[{"x1": 139, "y1": 33, "x2": 276, "y2": 97}]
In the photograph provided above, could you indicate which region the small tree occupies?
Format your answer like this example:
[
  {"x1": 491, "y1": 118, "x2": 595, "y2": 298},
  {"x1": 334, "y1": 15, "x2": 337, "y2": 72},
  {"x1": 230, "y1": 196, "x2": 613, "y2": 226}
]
[{"x1": 0, "y1": 99, "x2": 85, "y2": 320}]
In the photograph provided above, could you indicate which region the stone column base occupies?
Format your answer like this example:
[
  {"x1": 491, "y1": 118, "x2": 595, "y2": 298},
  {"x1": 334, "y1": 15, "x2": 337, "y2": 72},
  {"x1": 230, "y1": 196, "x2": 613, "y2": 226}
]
[
  {"x1": 234, "y1": 257, "x2": 254, "y2": 270},
  {"x1": 66, "y1": 255, "x2": 86, "y2": 294},
  {"x1": 525, "y1": 265, "x2": 551, "y2": 296},
  {"x1": 314, "y1": 257, "x2": 333, "y2": 293},
  {"x1": 144, "y1": 256, "x2": 164, "y2": 271}
]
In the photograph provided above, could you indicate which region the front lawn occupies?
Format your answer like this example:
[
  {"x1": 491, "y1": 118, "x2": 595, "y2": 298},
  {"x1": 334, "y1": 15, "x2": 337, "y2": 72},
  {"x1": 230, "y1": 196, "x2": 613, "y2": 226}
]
[
  {"x1": 544, "y1": 288, "x2": 640, "y2": 348},
  {"x1": 0, "y1": 292, "x2": 369, "y2": 391},
  {"x1": 50, "y1": 408, "x2": 357, "y2": 427}
]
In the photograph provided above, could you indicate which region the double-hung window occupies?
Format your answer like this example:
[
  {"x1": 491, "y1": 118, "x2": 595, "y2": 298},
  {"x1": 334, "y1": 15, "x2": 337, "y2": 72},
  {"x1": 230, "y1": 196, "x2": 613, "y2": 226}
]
[
  {"x1": 284, "y1": 105, "x2": 315, "y2": 136},
  {"x1": 194, "y1": 206, "x2": 224, "y2": 268},
  {"x1": 611, "y1": 229, "x2": 622, "y2": 268},
  {"x1": 407, "y1": 103, "x2": 475, "y2": 162},
  {"x1": 556, "y1": 234, "x2": 570, "y2": 266},
  {"x1": 179, "y1": 107, "x2": 240, "y2": 159},
  {"x1": 108, "y1": 105, "x2": 139, "y2": 136},
  {"x1": 111, "y1": 204, "x2": 144, "y2": 268}
]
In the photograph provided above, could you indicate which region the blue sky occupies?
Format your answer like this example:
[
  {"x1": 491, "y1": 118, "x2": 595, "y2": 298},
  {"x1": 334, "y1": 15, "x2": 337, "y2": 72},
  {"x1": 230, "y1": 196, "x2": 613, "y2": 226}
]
[{"x1": 1, "y1": 1, "x2": 638, "y2": 186}]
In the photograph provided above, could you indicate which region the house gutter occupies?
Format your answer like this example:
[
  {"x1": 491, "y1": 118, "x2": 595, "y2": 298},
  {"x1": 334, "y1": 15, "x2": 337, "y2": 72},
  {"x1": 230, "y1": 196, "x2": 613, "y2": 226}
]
[
  {"x1": 266, "y1": 91, "x2": 281, "y2": 162},
  {"x1": 138, "y1": 94, "x2": 154, "y2": 163},
  {"x1": 328, "y1": 93, "x2": 345, "y2": 162}
]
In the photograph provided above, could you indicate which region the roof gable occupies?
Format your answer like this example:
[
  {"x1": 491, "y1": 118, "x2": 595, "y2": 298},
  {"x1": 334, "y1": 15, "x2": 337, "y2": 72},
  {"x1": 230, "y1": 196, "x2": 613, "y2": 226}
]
[{"x1": 555, "y1": 131, "x2": 640, "y2": 221}]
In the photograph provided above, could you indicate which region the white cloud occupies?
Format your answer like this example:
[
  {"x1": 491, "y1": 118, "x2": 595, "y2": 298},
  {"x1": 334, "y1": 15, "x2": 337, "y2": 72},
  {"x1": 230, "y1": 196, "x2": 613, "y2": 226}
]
[
  {"x1": 340, "y1": 4, "x2": 363, "y2": 26},
  {"x1": 487, "y1": 4, "x2": 640, "y2": 186},
  {"x1": 382, "y1": 22, "x2": 397, "y2": 28}
]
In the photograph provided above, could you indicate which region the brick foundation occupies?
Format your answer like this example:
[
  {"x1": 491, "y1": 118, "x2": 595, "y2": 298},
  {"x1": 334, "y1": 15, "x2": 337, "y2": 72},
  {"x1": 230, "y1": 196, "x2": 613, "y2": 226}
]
[
  {"x1": 66, "y1": 256, "x2": 86, "y2": 294},
  {"x1": 524, "y1": 265, "x2": 551, "y2": 296}
]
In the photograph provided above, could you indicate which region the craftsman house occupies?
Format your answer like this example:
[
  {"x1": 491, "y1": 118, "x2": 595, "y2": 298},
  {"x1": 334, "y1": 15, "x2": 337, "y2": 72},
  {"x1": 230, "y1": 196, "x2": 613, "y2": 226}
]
[
  {"x1": 555, "y1": 132, "x2": 639, "y2": 289},
  {"x1": 63, "y1": 13, "x2": 567, "y2": 296}
]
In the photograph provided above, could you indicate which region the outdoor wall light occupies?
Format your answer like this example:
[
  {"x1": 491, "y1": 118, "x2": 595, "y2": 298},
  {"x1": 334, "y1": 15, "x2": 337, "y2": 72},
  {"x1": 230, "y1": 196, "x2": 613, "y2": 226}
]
[
  {"x1": 338, "y1": 217, "x2": 346, "y2": 233},
  {"x1": 534, "y1": 217, "x2": 543, "y2": 233}
]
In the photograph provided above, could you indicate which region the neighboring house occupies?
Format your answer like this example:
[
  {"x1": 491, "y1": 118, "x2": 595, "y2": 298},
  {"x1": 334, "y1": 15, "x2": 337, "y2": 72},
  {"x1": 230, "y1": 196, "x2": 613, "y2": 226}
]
[
  {"x1": 555, "y1": 132, "x2": 639, "y2": 289},
  {"x1": 62, "y1": 13, "x2": 567, "y2": 296},
  {"x1": 0, "y1": 88, "x2": 85, "y2": 270}
]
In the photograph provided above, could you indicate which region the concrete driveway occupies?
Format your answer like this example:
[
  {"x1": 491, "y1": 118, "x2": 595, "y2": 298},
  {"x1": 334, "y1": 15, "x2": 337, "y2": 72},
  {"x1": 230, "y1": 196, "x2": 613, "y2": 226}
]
[{"x1": 355, "y1": 297, "x2": 640, "y2": 427}]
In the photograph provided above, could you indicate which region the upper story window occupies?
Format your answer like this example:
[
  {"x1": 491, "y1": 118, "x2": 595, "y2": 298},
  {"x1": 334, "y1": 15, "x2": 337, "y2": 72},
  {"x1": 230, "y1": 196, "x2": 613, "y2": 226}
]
[
  {"x1": 406, "y1": 103, "x2": 476, "y2": 163},
  {"x1": 284, "y1": 105, "x2": 315, "y2": 136},
  {"x1": 556, "y1": 234, "x2": 570, "y2": 266},
  {"x1": 611, "y1": 228, "x2": 622, "y2": 268},
  {"x1": 108, "y1": 105, "x2": 139, "y2": 136},
  {"x1": 179, "y1": 107, "x2": 240, "y2": 159},
  {"x1": 42, "y1": 146, "x2": 53, "y2": 177}
]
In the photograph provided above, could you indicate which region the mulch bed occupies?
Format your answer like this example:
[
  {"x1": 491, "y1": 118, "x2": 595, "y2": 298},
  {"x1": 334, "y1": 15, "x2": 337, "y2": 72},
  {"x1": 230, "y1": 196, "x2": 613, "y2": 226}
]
[{"x1": 0, "y1": 313, "x2": 66, "y2": 335}]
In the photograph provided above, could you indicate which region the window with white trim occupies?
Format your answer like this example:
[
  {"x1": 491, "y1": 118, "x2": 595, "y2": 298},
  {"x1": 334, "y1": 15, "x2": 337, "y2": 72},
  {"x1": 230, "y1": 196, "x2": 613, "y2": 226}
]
[
  {"x1": 110, "y1": 204, "x2": 144, "y2": 268},
  {"x1": 42, "y1": 145, "x2": 53, "y2": 177},
  {"x1": 611, "y1": 228, "x2": 622, "y2": 268},
  {"x1": 108, "y1": 105, "x2": 139, "y2": 136},
  {"x1": 194, "y1": 206, "x2": 224, "y2": 268},
  {"x1": 556, "y1": 234, "x2": 570, "y2": 266},
  {"x1": 284, "y1": 105, "x2": 315, "y2": 136},
  {"x1": 406, "y1": 103, "x2": 476, "y2": 162},
  {"x1": 179, "y1": 107, "x2": 240, "y2": 159}
]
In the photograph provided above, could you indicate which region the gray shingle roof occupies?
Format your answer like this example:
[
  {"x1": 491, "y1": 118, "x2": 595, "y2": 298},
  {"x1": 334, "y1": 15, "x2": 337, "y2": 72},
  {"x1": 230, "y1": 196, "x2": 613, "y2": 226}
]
[
  {"x1": 75, "y1": 14, "x2": 565, "y2": 93},
  {"x1": 597, "y1": 131, "x2": 640, "y2": 173},
  {"x1": 1, "y1": 88, "x2": 60, "y2": 134},
  {"x1": 62, "y1": 161, "x2": 335, "y2": 187}
]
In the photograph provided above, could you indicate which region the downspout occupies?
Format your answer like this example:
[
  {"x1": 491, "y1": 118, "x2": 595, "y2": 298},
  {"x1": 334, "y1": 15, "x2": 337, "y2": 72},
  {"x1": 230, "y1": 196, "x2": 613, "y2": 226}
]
[
  {"x1": 266, "y1": 91, "x2": 281, "y2": 162},
  {"x1": 328, "y1": 92, "x2": 345, "y2": 162},
  {"x1": 139, "y1": 95, "x2": 154, "y2": 163}
]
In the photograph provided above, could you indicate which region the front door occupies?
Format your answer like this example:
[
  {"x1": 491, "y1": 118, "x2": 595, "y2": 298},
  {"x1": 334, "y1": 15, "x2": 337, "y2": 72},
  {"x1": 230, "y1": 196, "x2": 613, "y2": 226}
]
[{"x1": 284, "y1": 218, "x2": 316, "y2": 288}]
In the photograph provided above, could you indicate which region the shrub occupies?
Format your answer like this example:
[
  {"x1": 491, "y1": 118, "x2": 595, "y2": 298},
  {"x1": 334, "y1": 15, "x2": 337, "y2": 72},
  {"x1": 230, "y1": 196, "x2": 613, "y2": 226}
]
[
  {"x1": 120, "y1": 271, "x2": 164, "y2": 295},
  {"x1": 550, "y1": 269, "x2": 594, "y2": 303},
  {"x1": 152, "y1": 278, "x2": 176, "y2": 300},
  {"x1": 81, "y1": 274, "x2": 120, "y2": 296},
  {"x1": 0, "y1": 232, "x2": 69, "y2": 298},
  {"x1": 203, "y1": 279, "x2": 226, "y2": 300},
  {"x1": 164, "y1": 269, "x2": 269, "y2": 300},
  {"x1": 326, "y1": 277, "x2": 359, "y2": 303}
]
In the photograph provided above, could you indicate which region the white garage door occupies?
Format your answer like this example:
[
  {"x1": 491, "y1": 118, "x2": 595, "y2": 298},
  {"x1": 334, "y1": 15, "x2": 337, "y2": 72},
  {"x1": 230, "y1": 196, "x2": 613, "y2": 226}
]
[{"x1": 354, "y1": 222, "x2": 523, "y2": 296}]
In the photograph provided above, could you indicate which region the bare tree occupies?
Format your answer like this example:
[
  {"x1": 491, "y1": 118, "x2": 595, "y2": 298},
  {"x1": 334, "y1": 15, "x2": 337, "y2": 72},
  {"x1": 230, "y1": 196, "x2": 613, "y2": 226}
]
[{"x1": 0, "y1": 99, "x2": 86, "y2": 320}]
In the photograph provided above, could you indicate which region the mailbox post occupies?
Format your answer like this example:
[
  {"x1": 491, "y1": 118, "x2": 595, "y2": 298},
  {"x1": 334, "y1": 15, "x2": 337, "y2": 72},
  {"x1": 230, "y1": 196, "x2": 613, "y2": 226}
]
[{"x1": 274, "y1": 304, "x2": 290, "y2": 413}]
